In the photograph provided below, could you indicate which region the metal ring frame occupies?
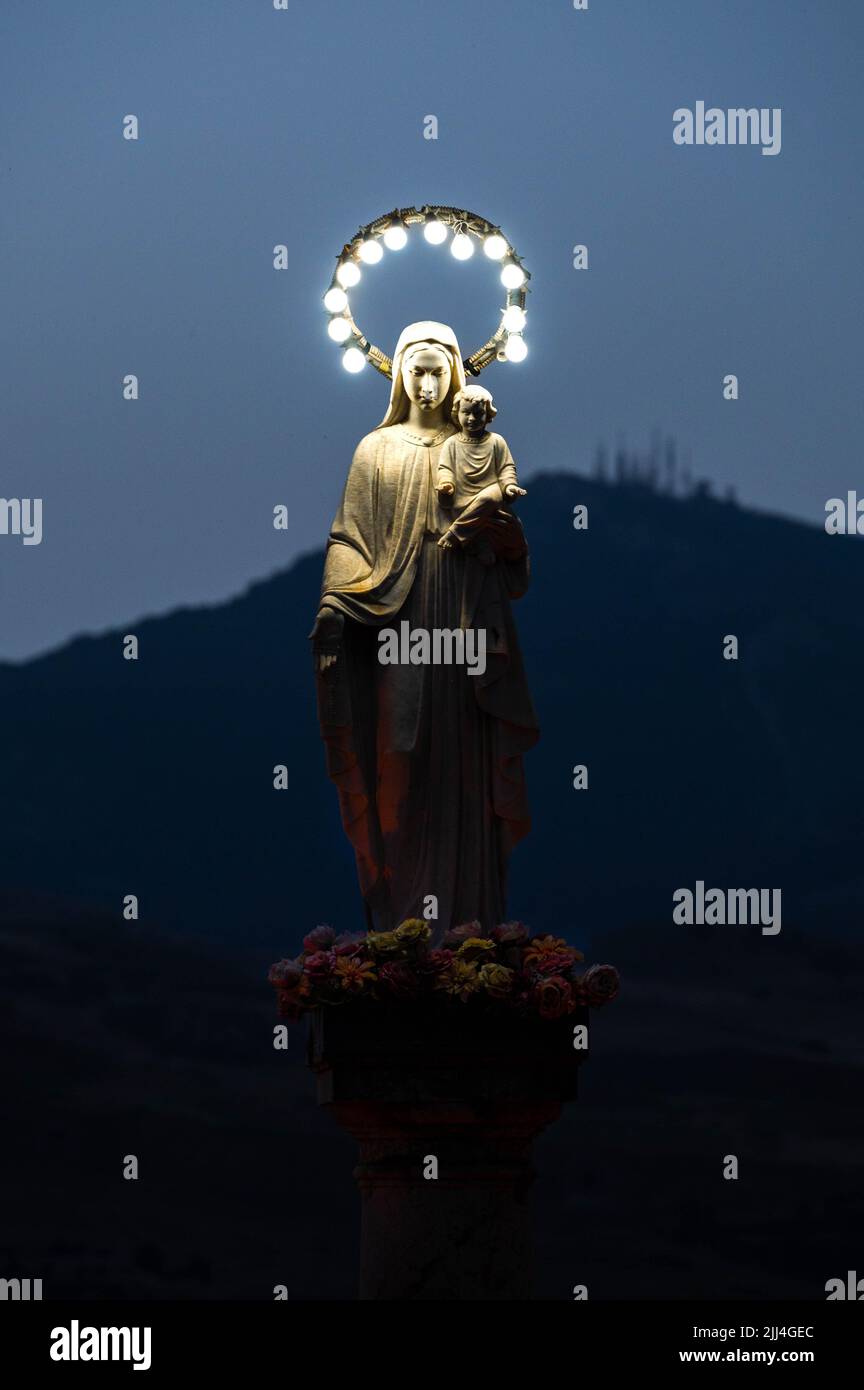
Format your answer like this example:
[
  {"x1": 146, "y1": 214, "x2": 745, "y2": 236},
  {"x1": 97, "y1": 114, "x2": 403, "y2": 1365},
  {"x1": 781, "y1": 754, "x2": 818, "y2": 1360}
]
[{"x1": 323, "y1": 205, "x2": 531, "y2": 378}]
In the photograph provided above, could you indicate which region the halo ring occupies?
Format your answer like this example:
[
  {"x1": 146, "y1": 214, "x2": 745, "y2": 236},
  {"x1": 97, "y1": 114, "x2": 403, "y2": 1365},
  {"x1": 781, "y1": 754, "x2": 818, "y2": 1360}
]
[{"x1": 323, "y1": 204, "x2": 531, "y2": 378}]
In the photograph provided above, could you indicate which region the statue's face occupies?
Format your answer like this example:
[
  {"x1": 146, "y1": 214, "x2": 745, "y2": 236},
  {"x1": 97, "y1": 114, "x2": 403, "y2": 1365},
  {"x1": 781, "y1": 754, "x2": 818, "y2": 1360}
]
[
  {"x1": 457, "y1": 395, "x2": 489, "y2": 436},
  {"x1": 401, "y1": 345, "x2": 452, "y2": 412}
]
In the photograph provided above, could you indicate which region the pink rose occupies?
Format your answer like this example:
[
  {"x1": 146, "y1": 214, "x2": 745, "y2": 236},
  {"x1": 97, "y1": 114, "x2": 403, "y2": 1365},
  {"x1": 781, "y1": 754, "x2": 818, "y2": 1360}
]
[
  {"x1": 443, "y1": 921, "x2": 485, "y2": 947},
  {"x1": 303, "y1": 924, "x2": 336, "y2": 953},
  {"x1": 304, "y1": 950, "x2": 336, "y2": 982},
  {"x1": 333, "y1": 932, "x2": 366, "y2": 957},
  {"x1": 579, "y1": 964, "x2": 621, "y2": 1007},
  {"x1": 491, "y1": 921, "x2": 529, "y2": 945},
  {"x1": 268, "y1": 957, "x2": 304, "y2": 989}
]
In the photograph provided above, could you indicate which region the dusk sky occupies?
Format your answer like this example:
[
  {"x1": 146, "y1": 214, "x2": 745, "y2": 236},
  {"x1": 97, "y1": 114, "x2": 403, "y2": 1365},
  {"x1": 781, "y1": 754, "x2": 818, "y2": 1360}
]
[{"x1": 1, "y1": 0, "x2": 862, "y2": 660}]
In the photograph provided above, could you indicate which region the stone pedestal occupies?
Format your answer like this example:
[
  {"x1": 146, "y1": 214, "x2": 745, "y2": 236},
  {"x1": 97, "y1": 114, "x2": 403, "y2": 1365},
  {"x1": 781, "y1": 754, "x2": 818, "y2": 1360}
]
[{"x1": 307, "y1": 1002, "x2": 588, "y2": 1300}]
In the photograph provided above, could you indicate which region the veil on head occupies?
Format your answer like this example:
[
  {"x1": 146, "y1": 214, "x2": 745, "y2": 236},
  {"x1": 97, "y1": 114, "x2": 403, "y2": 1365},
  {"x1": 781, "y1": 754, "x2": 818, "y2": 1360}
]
[{"x1": 377, "y1": 321, "x2": 467, "y2": 429}]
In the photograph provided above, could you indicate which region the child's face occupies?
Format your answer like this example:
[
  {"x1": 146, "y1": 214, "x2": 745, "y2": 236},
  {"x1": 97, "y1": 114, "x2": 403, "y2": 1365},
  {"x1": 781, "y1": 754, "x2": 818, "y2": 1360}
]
[{"x1": 458, "y1": 396, "x2": 489, "y2": 435}]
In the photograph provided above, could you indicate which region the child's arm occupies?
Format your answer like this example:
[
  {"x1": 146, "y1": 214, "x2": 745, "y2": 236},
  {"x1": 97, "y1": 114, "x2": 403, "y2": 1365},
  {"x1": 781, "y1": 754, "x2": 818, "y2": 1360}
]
[
  {"x1": 437, "y1": 438, "x2": 456, "y2": 496},
  {"x1": 494, "y1": 436, "x2": 526, "y2": 498}
]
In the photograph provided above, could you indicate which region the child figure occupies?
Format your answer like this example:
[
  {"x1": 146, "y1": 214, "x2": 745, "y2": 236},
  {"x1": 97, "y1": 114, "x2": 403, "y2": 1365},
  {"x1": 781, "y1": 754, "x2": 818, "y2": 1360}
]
[{"x1": 436, "y1": 385, "x2": 526, "y2": 558}]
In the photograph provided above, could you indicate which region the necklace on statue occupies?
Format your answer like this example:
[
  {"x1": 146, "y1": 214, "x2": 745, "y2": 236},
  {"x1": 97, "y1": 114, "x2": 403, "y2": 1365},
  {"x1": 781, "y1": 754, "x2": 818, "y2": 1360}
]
[{"x1": 397, "y1": 424, "x2": 451, "y2": 448}]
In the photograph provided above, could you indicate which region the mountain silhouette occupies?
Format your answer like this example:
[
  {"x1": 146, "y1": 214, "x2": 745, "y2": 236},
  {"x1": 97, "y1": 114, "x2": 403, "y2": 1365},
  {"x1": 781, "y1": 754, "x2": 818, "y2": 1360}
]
[{"x1": 2, "y1": 473, "x2": 862, "y2": 951}]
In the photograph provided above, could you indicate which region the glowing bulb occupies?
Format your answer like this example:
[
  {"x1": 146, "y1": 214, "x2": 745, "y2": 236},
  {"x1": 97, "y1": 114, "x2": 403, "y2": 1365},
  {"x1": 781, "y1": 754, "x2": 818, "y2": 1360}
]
[
  {"x1": 342, "y1": 347, "x2": 366, "y2": 373},
  {"x1": 500, "y1": 261, "x2": 526, "y2": 290},
  {"x1": 324, "y1": 286, "x2": 348, "y2": 313},
  {"x1": 336, "y1": 260, "x2": 361, "y2": 288},
  {"x1": 359, "y1": 238, "x2": 383, "y2": 264},
  {"x1": 502, "y1": 305, "x2": 526, "y2": 333},
  {"x1": 504, "y1": 334, "x2": 528, "y2": 363},
  {"x1": 451, "y1": 232, "x2": 474, "y2": 261},
  {"x1": 328, "y1": 316, "x2": 352, "y2": 343},
  {"x1": 484, "y1": 233, "x2": 508, "y2": 260},
  {"x1": 383, "y1": 222, "x2": 408, "y2": 250},
  {"x1": 423, "y1": 218, "x2": 448, "y2": 245}
]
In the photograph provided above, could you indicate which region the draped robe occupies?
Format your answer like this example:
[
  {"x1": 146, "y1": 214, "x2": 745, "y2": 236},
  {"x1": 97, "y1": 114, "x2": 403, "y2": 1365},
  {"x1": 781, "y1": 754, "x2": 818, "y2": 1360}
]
[{"x1": 315, "y1": 422, "x2": 538, "y2": 939}]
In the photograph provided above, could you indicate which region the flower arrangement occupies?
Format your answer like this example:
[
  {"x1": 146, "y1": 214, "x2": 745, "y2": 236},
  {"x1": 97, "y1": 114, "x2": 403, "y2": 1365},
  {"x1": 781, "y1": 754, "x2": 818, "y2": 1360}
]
[{"x1": 268, "y1": 920, "x2": 620, "y2": 1022}]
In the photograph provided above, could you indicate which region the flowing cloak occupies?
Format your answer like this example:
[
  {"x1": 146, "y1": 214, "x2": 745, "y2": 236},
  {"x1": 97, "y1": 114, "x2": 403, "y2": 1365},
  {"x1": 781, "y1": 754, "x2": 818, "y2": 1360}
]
[{"x1": 314, "y1": 422, "x2": 539, "y2": 937}]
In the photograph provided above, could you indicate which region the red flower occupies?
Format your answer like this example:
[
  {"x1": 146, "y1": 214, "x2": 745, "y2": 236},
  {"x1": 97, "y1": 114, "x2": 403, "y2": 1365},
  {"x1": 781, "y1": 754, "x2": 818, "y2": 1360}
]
[
  {"x1": 531, "y1": 975, "x2": 576, "y2": 1019},
  {"x1": 417, "y1": 948, "x2": 453, "y2": 975},
  {"x1": 579, "y1": 964, "x2": 621, "y2": 1007}
]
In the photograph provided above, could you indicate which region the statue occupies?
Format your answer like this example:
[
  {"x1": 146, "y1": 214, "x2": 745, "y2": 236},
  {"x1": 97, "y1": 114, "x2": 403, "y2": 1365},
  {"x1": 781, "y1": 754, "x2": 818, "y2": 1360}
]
[
  {"x1": 436, "y1": 383, "x2": 527, "y2": 562},
  {"x1": 310, "y1": 322, "x2": 538, "y2": 941}
]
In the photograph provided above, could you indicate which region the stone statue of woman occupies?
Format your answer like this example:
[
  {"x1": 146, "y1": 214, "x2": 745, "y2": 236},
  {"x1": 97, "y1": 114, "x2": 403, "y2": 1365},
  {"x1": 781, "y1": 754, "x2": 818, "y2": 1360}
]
[{"x1": 310, "y1": 322, "x2": 538, "y2": 941}]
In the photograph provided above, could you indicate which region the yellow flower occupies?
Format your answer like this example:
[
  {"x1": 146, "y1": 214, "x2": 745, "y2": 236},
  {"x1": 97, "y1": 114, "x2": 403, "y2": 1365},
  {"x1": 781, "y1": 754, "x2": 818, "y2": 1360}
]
[
  {"x1": 436, "y1": 961, "x2": 480, "y2": 1001},
  {"x1": 334, "y1": 957, "x2": 377, "y2": 992},
  {"x1": 394, "y1": 919, "x2": 432, "y2": 946},
  {"x1": 366, "y1": 931, "x2": 400, "y2": 956},
  {"x1": 455, "y1": 937, "x2": 496, "y2": 961},
  {"x1": 478, "y1": 963, "x2": 515, "y2": 998}
]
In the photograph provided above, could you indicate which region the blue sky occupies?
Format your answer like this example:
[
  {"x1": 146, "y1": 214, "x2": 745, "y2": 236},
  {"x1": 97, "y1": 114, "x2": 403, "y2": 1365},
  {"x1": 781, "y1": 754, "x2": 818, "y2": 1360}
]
[{"x1": 1, "y1": 0, "x2": 862, "y2": 658}]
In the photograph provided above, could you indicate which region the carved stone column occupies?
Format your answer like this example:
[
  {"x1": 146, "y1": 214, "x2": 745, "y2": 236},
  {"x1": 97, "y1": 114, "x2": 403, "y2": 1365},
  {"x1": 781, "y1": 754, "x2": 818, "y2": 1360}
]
[{"x1": 307, "y1": 1003, "x2": 587, "y2": 1300}]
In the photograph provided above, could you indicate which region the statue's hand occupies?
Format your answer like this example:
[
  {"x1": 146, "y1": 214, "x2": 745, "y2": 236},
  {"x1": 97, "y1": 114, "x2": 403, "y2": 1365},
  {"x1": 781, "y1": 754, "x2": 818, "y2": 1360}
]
[
  {"x1": 437, "y1": 481, "x2": 455, "y2": 504},
  {"x1": 505, "y1": 484, "x2": 527, "y2": 498},
  {"x1": 311, "y1": 604, "x2": 345, "y2": 672}
]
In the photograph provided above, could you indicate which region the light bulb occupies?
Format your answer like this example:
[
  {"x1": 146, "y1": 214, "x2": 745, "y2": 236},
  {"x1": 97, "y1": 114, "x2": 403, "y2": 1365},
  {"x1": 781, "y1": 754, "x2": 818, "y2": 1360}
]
[
  {"x1": 342, "y1": 347, "x2": 366, "y2": 373},
  {"x1": 504, "y1": 334, "x2": 528, "y2": 363},
  {"x1": 500, "y1": 261, "x2": 526, "y2": 290},
  {"x1": 502, "y1": 305, "x2": 526, "y2": 333},
  {"x1": 328, "y1": 316, "x2": 352, "y2": 343},
  {"x1": 451, "y1": 233, "x2": 474, "y2": 261},
  {"x1": 336, "y1": 260, "x2": 361, "y2": 288},
  {"x1": 423, "y1": 218, "x2": 448, "y2": 245},
  {"x1": 359, "y1": 238, "x2": 383, "y2": 264},
  {"x1": 324, "y1": 286, "x2": 348, "y2": 313},
  {"x1": 383, "y1": 222, "x2": 408, "y2": 250},
  {"x1": 484, "y1": 233, "x2": 508, "y2": 260}
]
